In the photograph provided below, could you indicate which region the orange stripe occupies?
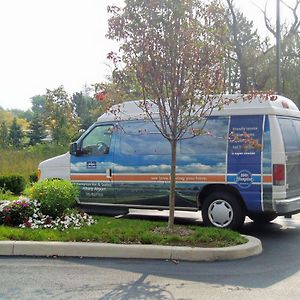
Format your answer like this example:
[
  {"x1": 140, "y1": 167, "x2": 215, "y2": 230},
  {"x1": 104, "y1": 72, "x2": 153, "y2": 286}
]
[
  {"x1": 71, "y1": 174, "x2": 108, "y2": 181},
  {"x1": 71, "y1": 174, "x2": 273, "y2": 184},
  {"x1": 263, "y1": 175, "x2": 272, "y2": 183},
  {"x1": 113, "y1": 174, "x2": 225, "y2": 182},
  {"x1": 71, "y1": 174, "x2": 225, "y2": 183}
]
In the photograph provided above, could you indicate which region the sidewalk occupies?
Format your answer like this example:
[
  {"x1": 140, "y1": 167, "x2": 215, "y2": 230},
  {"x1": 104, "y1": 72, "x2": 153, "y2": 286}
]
[{"x1": 0, "y1": 235, "x2": 262, "y2": 261}]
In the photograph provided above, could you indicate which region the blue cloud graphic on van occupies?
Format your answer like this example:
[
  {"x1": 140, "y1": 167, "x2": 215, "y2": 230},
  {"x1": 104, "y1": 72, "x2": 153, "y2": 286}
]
[
  {"x1": 113, "y1": 162, "x2": 225, "y2": 174},
  {"x1": 114, "y1": 164, "x2": 170, "y2": 173}
]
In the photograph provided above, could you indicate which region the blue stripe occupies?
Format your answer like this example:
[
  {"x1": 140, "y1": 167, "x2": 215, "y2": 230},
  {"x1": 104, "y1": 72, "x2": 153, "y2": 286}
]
[{"x1": 227, "y1": 175, "x2": 261, "y2": 183}]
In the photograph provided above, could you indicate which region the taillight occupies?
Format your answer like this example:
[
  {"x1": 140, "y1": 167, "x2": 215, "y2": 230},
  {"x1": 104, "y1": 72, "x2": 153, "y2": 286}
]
[
  {"x1": 37, "y1": 169, "x2": 41, "y2": 181},
  {"x1": 273, "y1": 164, "x2": 285, "y2": 185}
]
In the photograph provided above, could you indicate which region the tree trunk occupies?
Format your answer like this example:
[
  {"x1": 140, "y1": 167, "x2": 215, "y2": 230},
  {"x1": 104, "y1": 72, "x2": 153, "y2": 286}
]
[{"x1": 168, "y1": 139, "x2": 177, "y2": 229}]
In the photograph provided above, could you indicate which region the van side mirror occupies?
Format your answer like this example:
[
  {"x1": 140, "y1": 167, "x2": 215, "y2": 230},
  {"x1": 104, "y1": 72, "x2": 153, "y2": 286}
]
[{"x1": 70, "y1": 142, "x2": 79, "y2": 156}]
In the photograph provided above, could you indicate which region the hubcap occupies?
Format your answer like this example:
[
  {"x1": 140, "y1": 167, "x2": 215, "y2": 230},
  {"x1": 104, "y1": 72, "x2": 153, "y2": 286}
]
[{"x1": 208, "y1": 199, "x2": 233, "y2": 228}]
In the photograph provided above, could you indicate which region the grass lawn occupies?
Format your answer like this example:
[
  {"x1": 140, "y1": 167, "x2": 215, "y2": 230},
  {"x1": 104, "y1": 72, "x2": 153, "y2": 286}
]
[{"x1": 0, "y1": 216, "x2": 247, "y2": 248}]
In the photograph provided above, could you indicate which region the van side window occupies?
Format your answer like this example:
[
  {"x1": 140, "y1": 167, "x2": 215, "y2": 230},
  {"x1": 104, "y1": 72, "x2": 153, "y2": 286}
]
[
  {"x1": 292, "y1": 119, "x2": 300, "y2": 149},
  {"x1": 120, "y1": 121, "x2": 171, "y2": 155},
  {"x1": 180, "y1": 117, "x2": 229, "y2": 155},
  {"x1": 81, "y1": 125, "x2": 113, "y2": 155}
]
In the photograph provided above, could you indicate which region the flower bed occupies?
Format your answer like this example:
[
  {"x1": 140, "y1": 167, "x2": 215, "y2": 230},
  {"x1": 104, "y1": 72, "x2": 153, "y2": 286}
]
[{"x1": 0, "y1": 197, "x2": 95, "y2": 230}]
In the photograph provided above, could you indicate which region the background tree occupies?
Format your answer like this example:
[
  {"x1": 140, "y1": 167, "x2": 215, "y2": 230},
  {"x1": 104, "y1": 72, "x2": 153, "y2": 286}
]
[
  {"x1": 107, "y1": 0, "x2": 228, "y2": 228},
  {"x1": 71, "y1": 91, "x2": 101, "y2": 130},
  {"x1": 225, "y1": 0, "x2": 272, "y2": 93},
  {"x1": 247, "y1": 0, "x2": 300, "y2": 103},
  {"x1": 26, "y1": 95, "x2": 48, "y2": 145},
  {"x1": 0, "y1": 122, "x2": 9, "y2": 149},
  {"x1": 31, "y1": 95, "x2": 47, "y2": 116},
  {"x1": 8, "y1": 118, "x2": 23, "y2": 148},
  {"x1": 0, "y1": 108, "x2": 15, "y2": 125},
  {"x1": 44, "y1": 86, "x2": 80, "y2": 146},
  {"x1": 91, "y1": 68, "x2": 144, "y2": 121},
  {"x1": 27, "y1": 115, "x2": 46, "y2": 146},
  {"x1": 281, "y1": 35, "x2": 300, "y2": 103}
]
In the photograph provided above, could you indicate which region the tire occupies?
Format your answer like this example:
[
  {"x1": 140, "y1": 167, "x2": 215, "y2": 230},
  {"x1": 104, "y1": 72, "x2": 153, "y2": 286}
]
[
  {"x1": 201, "y1": 192, "x2": 245, "y2": 230},
  {"x1": 248, "y1": 213, "x2": 277, "y2": 224}
]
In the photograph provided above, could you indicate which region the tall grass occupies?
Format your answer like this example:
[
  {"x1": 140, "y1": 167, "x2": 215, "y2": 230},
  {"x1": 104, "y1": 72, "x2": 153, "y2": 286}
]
[{"x1": 0, "y1": 144, "x2": 67, "y2": 179}]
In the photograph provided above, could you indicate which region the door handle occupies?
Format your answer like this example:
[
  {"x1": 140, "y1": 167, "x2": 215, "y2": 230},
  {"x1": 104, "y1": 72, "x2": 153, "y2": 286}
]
[{"x1": 106, "y1": 168, "x2": 112, "y2": 179}]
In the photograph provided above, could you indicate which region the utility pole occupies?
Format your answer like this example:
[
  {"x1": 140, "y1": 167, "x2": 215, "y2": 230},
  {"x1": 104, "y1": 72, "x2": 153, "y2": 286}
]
[{"x1": 276, "y1": 0, "x2": 281, "y2": 94}]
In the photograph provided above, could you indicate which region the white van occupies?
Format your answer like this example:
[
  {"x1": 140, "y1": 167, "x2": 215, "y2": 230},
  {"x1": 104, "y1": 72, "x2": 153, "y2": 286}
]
[{"x1": 38, "y1": 95, "x2": 300, "y2": 229}]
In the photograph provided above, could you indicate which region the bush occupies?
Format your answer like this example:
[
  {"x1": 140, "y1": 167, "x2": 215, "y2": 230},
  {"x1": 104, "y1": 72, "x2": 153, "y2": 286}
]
[
  {"x1": 0, "y1": 188, "x2": 15, "y2": 201},
  {"x1": 29, "y1": 171, "x2": 38, "y2": 183},
  {"x1": 30, "y1": 179, "x2": 79, "y2": 218},
  {"x1": 0, "y1": 175, "x2": 26, "y2": 194}
]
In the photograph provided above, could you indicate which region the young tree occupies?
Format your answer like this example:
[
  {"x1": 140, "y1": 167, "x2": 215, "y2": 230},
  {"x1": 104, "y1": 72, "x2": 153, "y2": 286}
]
[{"x1": 107, "y1": 0, "x2": 228, "y2": 228}]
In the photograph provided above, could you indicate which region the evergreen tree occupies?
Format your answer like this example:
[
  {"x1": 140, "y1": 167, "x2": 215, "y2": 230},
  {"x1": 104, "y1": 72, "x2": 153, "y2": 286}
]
[
  {"x1": 8, "y1": 118, "x2": 23, "y2": 148},
  {"x1": 28, "y1": 115, "x2": 46, "y2": 145},
  {"x1": 0, "y1": 122, "x2": 9, "y2": 149}
]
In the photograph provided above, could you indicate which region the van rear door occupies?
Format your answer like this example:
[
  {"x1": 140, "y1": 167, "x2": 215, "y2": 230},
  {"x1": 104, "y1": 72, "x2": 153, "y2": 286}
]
[{"x1": 277, "y1": 117, "x2": 300, "y2": 198}]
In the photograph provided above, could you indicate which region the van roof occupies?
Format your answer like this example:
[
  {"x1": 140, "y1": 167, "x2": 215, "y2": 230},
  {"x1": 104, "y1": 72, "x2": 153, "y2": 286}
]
[{"x1": 97, "y1": 95, "x2": 300, "y2": 122}]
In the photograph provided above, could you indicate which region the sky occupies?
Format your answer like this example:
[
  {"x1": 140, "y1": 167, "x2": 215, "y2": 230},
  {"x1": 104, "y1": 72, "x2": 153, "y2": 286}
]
[{"x1": 0, "y1": 0, "x2": 296, "y2": 111}]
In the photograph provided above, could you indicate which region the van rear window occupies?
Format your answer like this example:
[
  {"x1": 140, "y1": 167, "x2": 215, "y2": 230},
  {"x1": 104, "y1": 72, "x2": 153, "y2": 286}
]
[{"x1": 278, "y1": 117, "x2": 300, "y2": 152}]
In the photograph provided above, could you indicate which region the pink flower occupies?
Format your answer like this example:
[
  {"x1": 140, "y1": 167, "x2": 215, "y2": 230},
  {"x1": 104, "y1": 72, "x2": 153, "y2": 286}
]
[
  {"x1": 5, "y1": 215, "x2": 11, "y2": 224},
  {"x1": 24, "y1": 220, "x2": 32, "y2": 228}
]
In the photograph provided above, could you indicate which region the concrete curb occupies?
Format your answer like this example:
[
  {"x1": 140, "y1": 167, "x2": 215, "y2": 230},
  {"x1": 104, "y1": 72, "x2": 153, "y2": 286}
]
[{"x1": 0, "y1": 235, "x2": 262, "y2": 261}]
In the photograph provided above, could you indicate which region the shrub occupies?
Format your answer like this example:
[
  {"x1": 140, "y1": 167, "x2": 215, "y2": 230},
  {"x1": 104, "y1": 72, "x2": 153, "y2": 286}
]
[
  {"x1": 29, "y1": 171, "x2": 38, "y2": 183},
  {"x1": 0, "y1": 187, "x2": 15, "y2": 201},
  {"x1": 0, "y1": 175, "x2": 26, "y2": 194},
  {"x1": 30, "y1": 179, "x2": 79, "y2": 218}
]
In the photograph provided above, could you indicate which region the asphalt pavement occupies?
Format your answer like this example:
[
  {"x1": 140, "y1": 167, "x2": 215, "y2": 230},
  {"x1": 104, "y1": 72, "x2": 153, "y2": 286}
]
[{"x1": 1, "y1": 213, "x2": 300, "y2": 299}]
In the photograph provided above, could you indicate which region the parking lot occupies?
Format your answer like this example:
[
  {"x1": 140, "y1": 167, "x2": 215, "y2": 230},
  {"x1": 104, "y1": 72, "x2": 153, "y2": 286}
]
[{"x1": 1, "y1": 211, "x2": 300, "y2": 299}]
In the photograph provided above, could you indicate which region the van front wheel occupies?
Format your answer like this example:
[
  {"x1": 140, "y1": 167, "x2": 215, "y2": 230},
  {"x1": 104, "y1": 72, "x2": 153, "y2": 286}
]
[{"x1": 202, "y1": 192, "x2": 245, "y2": 230}]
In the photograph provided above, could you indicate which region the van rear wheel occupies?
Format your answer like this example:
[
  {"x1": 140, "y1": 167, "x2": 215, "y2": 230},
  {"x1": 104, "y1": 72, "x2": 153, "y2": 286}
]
[{"x1": 202, "y1": 192, "x2": 245, "y2": 230}]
